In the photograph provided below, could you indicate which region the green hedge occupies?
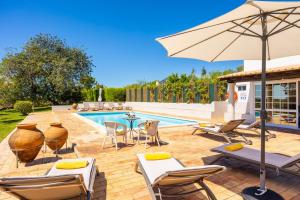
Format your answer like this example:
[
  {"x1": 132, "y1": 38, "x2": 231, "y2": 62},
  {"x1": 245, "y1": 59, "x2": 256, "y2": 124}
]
[
  {"x1": 81, "y1": 88, "x2": 100, "y2": 102},
  {"x1": 104, "y1": 87, "x2": 126, "y2": 102},
  {"x1": 14, "y1": 101, "x2": 33, "y2": 115}
]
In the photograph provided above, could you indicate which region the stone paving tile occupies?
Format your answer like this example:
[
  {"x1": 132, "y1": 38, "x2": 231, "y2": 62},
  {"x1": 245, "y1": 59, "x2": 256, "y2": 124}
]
[{"x1": 0, "y1": 110, "x2": 300, "y2": 200}]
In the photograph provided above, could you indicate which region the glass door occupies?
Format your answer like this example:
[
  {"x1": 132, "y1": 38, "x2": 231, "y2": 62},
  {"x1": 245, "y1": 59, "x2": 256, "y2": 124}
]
[{"x1": 255, "y1": 82, "x2": 297, "y2": 127}]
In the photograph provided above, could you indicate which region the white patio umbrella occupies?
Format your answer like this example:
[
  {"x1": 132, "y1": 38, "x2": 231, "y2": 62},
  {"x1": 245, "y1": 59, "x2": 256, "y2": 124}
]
[
  {"x1": 157, "y1": 0, "x2": 300, "y2": 198},
  {"x1": 98, "y1": 88, "x2": 102, "y2": 102}
]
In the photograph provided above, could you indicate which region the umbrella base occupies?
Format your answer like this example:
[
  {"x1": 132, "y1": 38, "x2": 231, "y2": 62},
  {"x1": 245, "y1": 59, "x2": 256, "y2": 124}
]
[{"x1": 241, "y1": 187, "x2": 284, "y2": 200}]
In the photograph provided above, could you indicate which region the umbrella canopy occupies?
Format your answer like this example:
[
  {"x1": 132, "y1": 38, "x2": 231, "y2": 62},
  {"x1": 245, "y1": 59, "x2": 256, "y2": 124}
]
[
  {"x1": 156, "y1": 0, "x2": 300, "y2": 196},
  {"x1": 157, "y1": 1, "x2": 300, "y2": 61}
]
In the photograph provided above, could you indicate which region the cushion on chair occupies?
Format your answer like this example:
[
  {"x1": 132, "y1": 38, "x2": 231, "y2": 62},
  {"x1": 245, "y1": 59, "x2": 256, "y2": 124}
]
[
  {"x1": 144, "y1": 152, "x2": 172, "y2": 160},
  {"x1": 55, "y1": 160, "x2": 88, "y2": 169},
  {"x1": 224, "y1": 143, "x2": 244, "y2": 151}
]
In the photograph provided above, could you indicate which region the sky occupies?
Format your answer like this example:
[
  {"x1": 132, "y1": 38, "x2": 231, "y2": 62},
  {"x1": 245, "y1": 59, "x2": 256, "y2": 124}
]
[{"x1": 0, "y1": 0, "x2": 250, "y2": 87}]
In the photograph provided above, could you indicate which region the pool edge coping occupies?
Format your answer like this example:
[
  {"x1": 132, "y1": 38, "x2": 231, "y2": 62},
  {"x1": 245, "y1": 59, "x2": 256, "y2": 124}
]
[{"x1": 73, "y1": 111, "x2": 201, "y2": 133}]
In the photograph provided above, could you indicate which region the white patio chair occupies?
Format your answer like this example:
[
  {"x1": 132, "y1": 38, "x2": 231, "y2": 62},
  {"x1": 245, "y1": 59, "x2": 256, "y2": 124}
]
[
  {"x1": 138, "y1": 120, "x2": 160, "y2": 149},
  {"x1": 102, "y1": 121, "x2": 127, "y2": 150}
]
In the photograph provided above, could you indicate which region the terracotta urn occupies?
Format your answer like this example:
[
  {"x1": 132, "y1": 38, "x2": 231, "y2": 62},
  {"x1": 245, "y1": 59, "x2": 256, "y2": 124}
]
[
  {"x1": 8, "y1": 123, "x2": 44, "y2": 163},
  {"x1": 71, "y1": 103, "x2": 78, "y2": 110},
  {"x1": 44, "y1": 122, "x2": 68, "y2": 151}
]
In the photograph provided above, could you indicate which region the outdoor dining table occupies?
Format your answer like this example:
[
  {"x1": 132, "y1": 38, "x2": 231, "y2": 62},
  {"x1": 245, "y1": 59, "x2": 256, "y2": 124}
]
[{"x1": 123, "y1": 117, "x2": 140, "y2": 140}]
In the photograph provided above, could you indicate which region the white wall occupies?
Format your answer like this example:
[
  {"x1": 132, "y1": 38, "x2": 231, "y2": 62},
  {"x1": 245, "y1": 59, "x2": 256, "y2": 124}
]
[
  {"x1": 224, "y1": 82, "x2": 256, "y2": 123},
  {"x1": 126, "y1": 102, "x2": 227, "y2": 122},
  {"x1": 244, "y1": 55, "x2": 300, "y2": 71}
]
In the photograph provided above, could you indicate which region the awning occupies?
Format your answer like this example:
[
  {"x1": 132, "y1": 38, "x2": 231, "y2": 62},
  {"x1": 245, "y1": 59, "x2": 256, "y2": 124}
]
[{"x1": 219, "y1": 64, "x2": 300, "y2": 83}]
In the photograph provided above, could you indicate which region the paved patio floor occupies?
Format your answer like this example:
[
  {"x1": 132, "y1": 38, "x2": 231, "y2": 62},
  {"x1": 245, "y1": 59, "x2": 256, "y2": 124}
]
[{"x1": 0, "y1": 110, "x2": 299, "y2": 200}]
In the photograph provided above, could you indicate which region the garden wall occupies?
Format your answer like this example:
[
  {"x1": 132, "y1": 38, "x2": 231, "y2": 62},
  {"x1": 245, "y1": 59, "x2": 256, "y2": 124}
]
[{"x1": 125, "y1": 101, "x2": 227, "y2": 122}]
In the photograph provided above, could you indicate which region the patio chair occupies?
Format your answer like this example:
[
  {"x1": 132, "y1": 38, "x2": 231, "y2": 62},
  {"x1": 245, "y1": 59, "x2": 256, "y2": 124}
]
[
  {"x1": 0, "y1": 157, "x2": 97, "y2": 200},
  {"x1": 102, "y1": 121, "x2": 127, "y2": 150},
  {"x1": 192, "y1": 119, "x2": 253, "y2": 145},
  {"x1": 137, "y1": 120, "x2": 160, "y2": 149},
  {"x1": 211, "y1": 144, "x2": 300, "y2": 176},
  {"x1": 135, "y1": 153, "x2": 226, "y2": 200},
  {"x1": 236, "y1": 120, "x2": 276, "y2": 141}
]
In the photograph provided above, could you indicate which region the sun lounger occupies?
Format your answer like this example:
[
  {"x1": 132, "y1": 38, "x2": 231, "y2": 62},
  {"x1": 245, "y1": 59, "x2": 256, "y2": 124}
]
[
  {"x1": 114, "y1": 102, "x2": 123, "y2": 110},
  {"x1": 83, "y1": 102, "x2": 91, "y2": 111},
  {"x1": 123, "y1": 103, "x2": 132, "y2": 110},
  {"x1": 77, "y1": 103, "x2": 89, "y2": 111},
  {"x1": 94, "y1": 102, "x2": 104, "y2": 110},
  {"x1": 135, "y1": 153, "x2": 226, "y2": 200},
  {"x1": 211, "y1": 144, "x2": 300, "y2": 176},
  {"x1": 104, "y1": 102, "x2": 114, "y2": 110},
  {"x1": 236, "y1": 121, "x2": 276, "y2": 141},
  {"x1": 88, "y1": 102, "x2": 97, "y2": 111},
  {"x1": 192, "y1": 119, "x2": 253, "y2": 145},
  {"x1": 0, "y1": 158, "x2": 97, "y2": 200}
]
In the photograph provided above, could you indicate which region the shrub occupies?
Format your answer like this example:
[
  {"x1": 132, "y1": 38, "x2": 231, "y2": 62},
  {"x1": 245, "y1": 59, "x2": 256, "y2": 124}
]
[
  {"x1": 14, "y1": 101, "x2": 33, "y2": 115},
  {"x1": 104, "y1": 87, "x2": 126, "y2": 102},
  {"x1": 81, "y1": 88, "x2": 99, "y2": 102}
]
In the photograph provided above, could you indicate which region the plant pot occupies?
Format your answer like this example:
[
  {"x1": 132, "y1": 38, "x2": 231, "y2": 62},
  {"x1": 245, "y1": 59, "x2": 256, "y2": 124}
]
[
  {"x1": 71, "y1": 103, "x2": 78, "y2": 110},
  {"x1": 44, "y1": 122, "x2": 68, "y2": 151},
  {"x1": 8, "y1": 123, "x2": 44, "y2": 163}
]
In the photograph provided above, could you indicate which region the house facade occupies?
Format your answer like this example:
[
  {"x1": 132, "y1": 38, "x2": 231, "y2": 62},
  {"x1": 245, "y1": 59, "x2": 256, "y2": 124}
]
[{"x1": 221, "y1": 55, "x2": 300, "y2": 129}]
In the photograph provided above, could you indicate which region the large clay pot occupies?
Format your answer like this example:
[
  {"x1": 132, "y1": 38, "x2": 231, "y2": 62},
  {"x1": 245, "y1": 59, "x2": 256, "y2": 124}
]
[
  {"x1": 8, "y1": 123, "x2": 44, "y2": 163},
  {"x1": 44, "y1": 122, "x2": 68, "y2": 151},
  {"x1": 71, "y1": 103, "x2": 78, "y2": 110}
]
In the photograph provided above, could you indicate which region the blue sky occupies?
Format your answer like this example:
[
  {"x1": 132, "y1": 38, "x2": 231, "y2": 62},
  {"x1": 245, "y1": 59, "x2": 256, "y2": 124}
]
[{"x1": 0, "y1": 0, "x2": 248, "y2": 87}]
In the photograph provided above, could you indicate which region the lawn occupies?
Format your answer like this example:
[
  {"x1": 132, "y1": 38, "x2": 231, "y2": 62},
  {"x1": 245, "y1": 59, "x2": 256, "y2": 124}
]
[{"x1": 0, "y1": 106, "x2": 51, "y2": 142}]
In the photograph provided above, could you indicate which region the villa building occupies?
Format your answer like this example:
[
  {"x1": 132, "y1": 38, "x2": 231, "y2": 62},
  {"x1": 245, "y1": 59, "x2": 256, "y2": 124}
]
[{"x1": 221, "y1": 55, "x2": 300, "y2": 129}]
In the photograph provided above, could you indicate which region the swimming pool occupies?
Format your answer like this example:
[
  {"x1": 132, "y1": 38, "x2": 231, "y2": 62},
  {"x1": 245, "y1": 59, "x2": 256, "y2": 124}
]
[{"x1": 77, "y1": 112, "x2": 197, "y2": 128}]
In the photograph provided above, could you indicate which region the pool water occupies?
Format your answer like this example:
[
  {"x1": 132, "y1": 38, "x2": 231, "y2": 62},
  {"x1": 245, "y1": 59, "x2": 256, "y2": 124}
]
[{"x1": 78, "y1": 112, "x2": 197, "y2": 128}]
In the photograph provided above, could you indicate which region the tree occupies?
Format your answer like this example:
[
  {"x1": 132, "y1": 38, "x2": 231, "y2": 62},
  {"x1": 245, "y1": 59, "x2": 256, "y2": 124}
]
[
  {"x1": 201, "y1": 66, "x2": 207, "y2": 76},
  {"x1": 80, "y1": 75, "x2": 97, "y2": 89},
  {"x1": 0, "y1": 34, "x2": 94, "y2": 105},
  {"x1": 236, "y1": 65, "x2": 244, "y2": 72}
]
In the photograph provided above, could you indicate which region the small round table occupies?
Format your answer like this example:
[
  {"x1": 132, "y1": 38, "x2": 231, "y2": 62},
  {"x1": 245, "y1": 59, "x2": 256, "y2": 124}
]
[{"x1": 123, "y1": 117, "x2": 140, "y2": 139}]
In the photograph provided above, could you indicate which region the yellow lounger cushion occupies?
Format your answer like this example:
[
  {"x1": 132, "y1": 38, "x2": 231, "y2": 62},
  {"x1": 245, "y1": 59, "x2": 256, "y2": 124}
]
[
  {"x1": 56, "y1": 160, "x2": 88, "y2": 169},
  {"x1": 224, "y1": 143, "x2": 244, "y2": 151},
  {"x1": 116, "y1": 129, "x2": 125, "y2": 135},
  {"x1": 144, "y1": 152, "x2": 172, "y2": 160},
  {"x1": 199, "y1": 123, "x2": 215, "y2": 128}
]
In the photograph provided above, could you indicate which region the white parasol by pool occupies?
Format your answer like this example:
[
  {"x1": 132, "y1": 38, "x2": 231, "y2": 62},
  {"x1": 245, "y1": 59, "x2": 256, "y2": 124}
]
[
  {"x1": 157, "y1": 0, "x2": 300, "y2": 198},
  {"x1": 98, "y1": 88, "x2": 102, "y2": 102}
]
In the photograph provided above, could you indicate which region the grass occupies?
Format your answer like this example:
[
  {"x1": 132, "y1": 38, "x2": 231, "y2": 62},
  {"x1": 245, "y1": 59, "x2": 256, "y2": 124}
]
[{"x1": 0, "y1": 106, "x2": 51, "y2": 142}]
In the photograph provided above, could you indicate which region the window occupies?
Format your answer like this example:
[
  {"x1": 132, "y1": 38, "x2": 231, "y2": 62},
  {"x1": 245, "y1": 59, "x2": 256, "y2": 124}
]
[
  {"x1": 255, "y1": 82, "x2": 297, "y2": 127},
  {"x1": 237, "y1": 85, "x2": 246, "y2": 91}
]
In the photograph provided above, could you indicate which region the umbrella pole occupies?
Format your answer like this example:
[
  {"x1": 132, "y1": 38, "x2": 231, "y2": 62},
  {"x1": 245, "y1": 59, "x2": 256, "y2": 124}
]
[
  {"x1": 259, "y1": 13, "x2": 267, "y2": 194},
  {"x1": 242, "y1": 14, "x2": 283, "y2": 200}
]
